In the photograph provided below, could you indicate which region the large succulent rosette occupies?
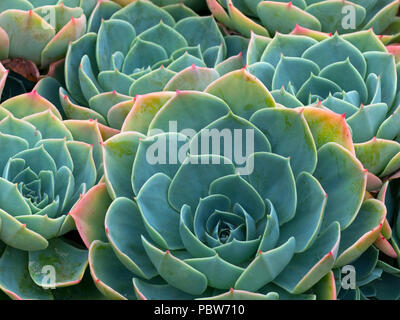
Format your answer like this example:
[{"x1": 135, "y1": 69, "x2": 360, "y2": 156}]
[
  {"x1": 34, "y1": 0, "x2": 249, "y2": 130},
  {"x1": 246, "y1": 31, "x2": 400, "y2": 292},
  {"x1": 70, "y1": 70, "x2": 387, "y2": 300},
  {"x1": 207, "y1": 0, "x2": 400, "y2": 40}
]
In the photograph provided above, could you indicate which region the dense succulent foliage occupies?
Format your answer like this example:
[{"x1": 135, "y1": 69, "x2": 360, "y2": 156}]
[
  {"x1": 207, "y1": 0, "x2": 400, "y2": 40},
  {"x1": 0, "y1": 0, "x2": 398, "y2": 302},
  {"x1": 34, "y1": 0, "x2": 249, "y2": 129},
  {"x1": 67, "y1": 70, "x2": 391, "y2": 300},
  {"x1": 0, "y1": 65, "x2": 111, "y2": 299}
]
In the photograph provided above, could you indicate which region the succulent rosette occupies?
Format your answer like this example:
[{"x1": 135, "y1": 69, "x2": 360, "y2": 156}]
[
  {"x1": 0, "y1": 64, "x2": 111, "y2": 299},
  {"x1": 207, "y1": 0, "x2": 400, "y2": 40},
  {"x1": 69, "y1": 69, "x2": 387, "y2": 300},
  {"x1": 336, "y1": 149, "x2": 400, "y2": 300},
  {"x1": 0, "y1": 0, "x2": 95, "y2": 71},
  {"x1": 246, "y1": 30, "x2": 400, "y2": 145},
  {"x1": 34, "y1": 0, "x2": 249, "y2": 130}
]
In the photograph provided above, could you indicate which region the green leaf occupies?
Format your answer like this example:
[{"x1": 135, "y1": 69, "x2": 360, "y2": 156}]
[
  {"x1": 314, "y1": 142, "x2": 366, "y2": 230},
  {"x1": 137, "y1": 173, "x2": 183, "y2": 250},
  {"x1": 209, "y1": 174, "x2": 265, "y2": 222},
  {"x1": 142, "y1": 237, "x2": 208, "y2": 295},
  {"x1": 257, "y1": 1, "x2": 321, "y2": 34},
  {"x1": 148, "y1": 91, "x2": 230, "y2": 134},
  {"x1": 234, "y1": 237, "x2": 296, "y2": 292},
  {"x1": 105, "y1": 197, "x2": 157, "y2": 279},
  {"x1": 69, "y1": 183, "x2": 111, "y2": 248},
  {"x1": 185, "y1": 254, "x2": 244, "y2": 290},
  {"x1": 168, "y1": 154, "x2": 236, "y2": 212},
  {"x1": 103, "y1": 132, "x2": 144, "y2": 199},
  {"x1": 122, "y1": 38, "x2": 168, "y2": 74},
  {"x1": 247, "y1": 152, "x2": 297, "y2": 225},
  {"x1": 89, "y1": 240, "x2": 136, "y2": 300},
  {"x1": 29, "y1": 238, "x2": 88, "y2": 288},
  {"x1": 164, "y1": 66, "x2": 219, "y2": 92},
  {"x1": 335, "y1": 199, "x2": 386, "y2": 267},
  {"x1": 0, "y1": 247, "x2": 52, "y2": 300},
  {"x1": 273, "y1": 222, "x2": 340, "y2": 294},
  {"x1": 96, "y1": 18, "x2": 136, "y2": 72},
  {"x1": 132, "y1": 278, "x2": 195, "y2": 300},
  {"x1": 278, "y1": 172, "x2": 326, "y2": 253},
  {"x1": 205, "y1": 69, "x2": 275, "y2": 120},
  {"x1": 111, "y1": 0, "x2": 175, "y2": 34},
  {"x1": 250, "y1": 108, "x2": 317, "y2": 177}
]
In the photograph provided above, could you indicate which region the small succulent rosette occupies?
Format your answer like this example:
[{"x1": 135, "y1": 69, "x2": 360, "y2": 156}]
[
  {"x1": 69, "y1": 70, "x2": 388, "y2": 300},
  {"x1": 0, "y1": 66, "x2": 110, "y2": 299},
  {"x1": 34, "y1": 0, "x2": 249, "y2": 130},
  {"x1": 207, "y1": 0, "x2": 400, "y2": 41}
]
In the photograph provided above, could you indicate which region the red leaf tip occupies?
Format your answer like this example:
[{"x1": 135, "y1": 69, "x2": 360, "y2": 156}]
[{"x1": 230, "y1": 287, "x2": 234, "y2": 293}]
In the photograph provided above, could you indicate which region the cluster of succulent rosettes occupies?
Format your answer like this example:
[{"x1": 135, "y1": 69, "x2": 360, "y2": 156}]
[
  {"x1": 69, "y1": 69, "x2": 388, "y2": 300},
  {"x1": 34, "y1": 0, "x2": 249, "y2": 130},
  {"x1": 207, "y1": 0, "x2": 400, "y2": 40}
]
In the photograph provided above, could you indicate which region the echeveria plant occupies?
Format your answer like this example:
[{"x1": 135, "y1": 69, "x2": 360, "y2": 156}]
[
  {"x1": 0, "y1": 0, "x2": 93, "y2": 71},
  {"x1": 246, "y1": 30, "x2": 400, "y2": 145},
  {"x1": 34, "y1": 0, "x2": 249, "y2": 129},
  {"x1": 207, "y1": 0, "x2": 400, "y2": 40},
  {"x1": 0, "y1": 73, "x2": 107, "y2": 299},
  {"x1": 69, "y1": 70, "x2": 388, "y2": 300}
]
